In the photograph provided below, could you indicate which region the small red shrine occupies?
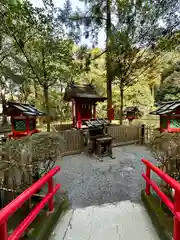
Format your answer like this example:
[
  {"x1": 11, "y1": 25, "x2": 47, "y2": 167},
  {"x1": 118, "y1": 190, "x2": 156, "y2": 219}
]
[
  {"x1": 3, "y1": 101, "x2": 46, "y2": 139},
  {"x1": 150, "y1": 100, "x2": 180, "y2": 133},
  {"x1": 64, "y1": 83, "x2": 107, "y2": 128},
  {"x1": 123, "y1": 107, "x2": 141, "y2": 122}
]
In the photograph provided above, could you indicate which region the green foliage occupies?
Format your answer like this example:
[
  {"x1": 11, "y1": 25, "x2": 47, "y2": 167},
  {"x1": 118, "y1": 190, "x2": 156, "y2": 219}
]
[
  {"x1": 0, "y1": 0, "x2": 79, "y2": 130},
  {"x1": 1, "y1": 132, "x2": 65, "y2": 189},
  {"x1": 156, "y1": 57, "x2": 180, "y2": 102},
  {"x1": 1, "y1": 0, "x2": 180, "y2": 126}
]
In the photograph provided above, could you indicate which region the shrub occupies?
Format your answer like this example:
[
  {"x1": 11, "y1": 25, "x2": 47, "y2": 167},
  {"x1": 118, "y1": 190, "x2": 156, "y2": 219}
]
[
  {"x1": 0, "y1": 132, "x2": 65, "y2": 191},
  {"x1": 149, "y1": 131, "x2": 180, "y2": 180}
]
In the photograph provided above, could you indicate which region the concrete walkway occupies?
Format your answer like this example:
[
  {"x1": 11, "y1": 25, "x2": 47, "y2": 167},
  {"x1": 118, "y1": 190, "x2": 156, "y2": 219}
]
[
  {"x1": 50, "y1": 145, "x2": 160, "y2": 239},
  {"x1": 50, "y1": 201, "x2": 160, "y2": 240}
]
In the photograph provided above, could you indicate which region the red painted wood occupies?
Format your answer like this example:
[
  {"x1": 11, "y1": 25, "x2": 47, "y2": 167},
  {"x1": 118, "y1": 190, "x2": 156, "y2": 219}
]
[
  {"x1": 142, "y1": 158, "x2": 180, "y2": 240},
  {"x1": 93, "y1": 104, "x2": 96, "y2": 118},
  {"x1": 9, "y1": 184, "x2": 60, "y2": 240},
  {"x1": 167, "y1": 119, "x2": 170, "y2": 131},
  {"x1": 160, "y1": 114, "x2": 180, "y2": 133},
  {"x1": 10, "y1": 116, "x2": 39, "y2": 138},
  {"x1": 0, "y1": 222, "x2": 8, "y2": 240},
  {"x1": 174, "y1": 191, "x2": 180, "y2": 240},
  {"x1": 72, "y1": 100, "x2": 75, "y2": 128},
  {"x1": 145, "y1": 166, "x2": 151, "y2": 195},
  {"x1": 108, "y1": 107, "x2": 114, "y2": 121},
  {"x1": 48, "y1": 178, "x2": 54, "y2": 212},
  {"x1": 142, "y1": 173, "x2": 174, "y2": 212},
  {"x1": 72, "y1": 98, "x2": 100, "y2": 128},
  {"x1": 0, "y1": 166, "x2": 61, "y2": 240}
]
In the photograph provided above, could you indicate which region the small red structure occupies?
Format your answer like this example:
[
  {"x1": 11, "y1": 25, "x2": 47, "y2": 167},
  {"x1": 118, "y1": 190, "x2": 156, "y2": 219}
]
[
  {"x1": 64, "y1": 83, "x2": 107, "y2": 128},
  {"x1": 0, "y1": 166, "x2": 60, "y2": 240},
  {"x1": 142, "y1": 158, "x2": 180, "y2": 240},
  {"x1": 108, "y1": 106, "x2": 114, "y2": 121},
  {"x1": 3, "y1": 101, "x2": 46, "y2": 139},
  {"x1": 150, "y1": 100, "x2": 180, "y2": 133},
  {"x1": 123, "y1": 107, "x2": 141, "y2": 122}
]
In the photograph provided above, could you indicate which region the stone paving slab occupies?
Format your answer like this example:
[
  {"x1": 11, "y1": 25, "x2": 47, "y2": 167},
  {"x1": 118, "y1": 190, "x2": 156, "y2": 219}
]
[{"x1": 50, "y1": 201, "x2": 160, "y2": 240}]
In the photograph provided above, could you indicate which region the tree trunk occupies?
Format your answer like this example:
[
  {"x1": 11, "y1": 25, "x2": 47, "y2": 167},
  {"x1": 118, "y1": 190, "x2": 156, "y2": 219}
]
[
  {"x1": 119, "y1": 84, "x2": 124, "y2": 125},
  {"x1": 34, "y1": 81, "x2": 38, "y2": 99},
  {"x1": 43, "y1": 87, "x2": 51, "y2": 132},
  {"x1": 1, "y1": 94, "x2": 8, "y2": 127},
  {"x1": 106, "y1": 0, "x2": 113, "y2": 120}
]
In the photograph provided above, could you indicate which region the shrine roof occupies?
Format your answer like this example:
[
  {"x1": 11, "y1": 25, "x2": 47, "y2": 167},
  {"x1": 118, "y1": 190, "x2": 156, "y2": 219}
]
[
  {"x1": 150, "y1": 100, "x2": 180, "y2": 115},
  {"x1": 4, "y1": 101, "x2": 46, "y2": 116},
  {"x1": 123, "y1": 107, "x2": 140, "y2": 112},
  {"x1": 64, "y1": 83, "x2": 107, "y2": 102}
]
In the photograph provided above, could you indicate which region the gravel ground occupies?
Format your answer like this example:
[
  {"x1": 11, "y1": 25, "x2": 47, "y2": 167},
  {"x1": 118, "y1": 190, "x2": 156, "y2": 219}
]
[{"x1": 54, "y1": 145, "x2": 158, "y2": 208}]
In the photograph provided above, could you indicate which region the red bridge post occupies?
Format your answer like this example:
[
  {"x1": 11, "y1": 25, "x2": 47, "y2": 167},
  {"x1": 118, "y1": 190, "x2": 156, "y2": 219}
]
[
  {"x1": 0, "y1": 166, "x2": 61, "y2": 240},
  {"x1": 145, "y1": 165, "x2": 151, "y2": 195},
  {"x1": 174, "y1": 191, "x2": 180, "y2": 240},
  {"x1": 0, "y1": 222, "x2": 8, "y2": 240},
  {"x1": 48, "y1": 178, "x2": 54, "y2": 212},
  {"x1": 142, "y1": 158, "x2": 180, "y2": 240}
]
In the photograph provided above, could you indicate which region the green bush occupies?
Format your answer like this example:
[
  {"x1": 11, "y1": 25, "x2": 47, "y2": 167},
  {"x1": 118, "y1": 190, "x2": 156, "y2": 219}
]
[
  {"x1": 149, "y1": 132, "x2": 180, "y2": 180},
  {"x1": 0, "y1": 132, "x2": 65, "y2": 191}
]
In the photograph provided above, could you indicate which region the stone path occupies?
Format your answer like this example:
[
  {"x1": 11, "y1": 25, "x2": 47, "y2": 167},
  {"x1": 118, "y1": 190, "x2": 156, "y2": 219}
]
[
  {"x1": 51, "y1": 145, "x2": 160, "y2": 240},
  {"x1": 54, "y1": 145, "x2": 160, "y2": 208},
  {"x1": 50, "y1": 201, "x2": 160, "y2": 240}
]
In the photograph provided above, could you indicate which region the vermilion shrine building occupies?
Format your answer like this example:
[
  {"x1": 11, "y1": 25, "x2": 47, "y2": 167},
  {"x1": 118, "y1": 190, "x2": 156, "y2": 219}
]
[
  {"x1": 150, "y1": 100, "x2": 180, "y2": 132},
  {"x1": 64, "y1": 83, "x2": 107, "y2": 128},
  {"x1": 3, "y1": 101, "x2": 46, "y2": 139},
  {"x1": 123, "y1": 107, "x2": 141, "y2": 122}
]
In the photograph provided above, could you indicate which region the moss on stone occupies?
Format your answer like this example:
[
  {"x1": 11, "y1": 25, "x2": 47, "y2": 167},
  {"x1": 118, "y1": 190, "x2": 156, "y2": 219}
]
[{"x1": 141, "y1": 190, "x2": 173, "y2": 240}]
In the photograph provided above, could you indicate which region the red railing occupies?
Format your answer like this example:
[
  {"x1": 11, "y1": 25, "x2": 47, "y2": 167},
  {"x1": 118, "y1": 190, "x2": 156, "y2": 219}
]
[
  {"x1": 142, "y1": 158, "x2": 180, "y2": 240},
  {"x1": 0, "y1": 166, "x2": 61, "y2": 240}
]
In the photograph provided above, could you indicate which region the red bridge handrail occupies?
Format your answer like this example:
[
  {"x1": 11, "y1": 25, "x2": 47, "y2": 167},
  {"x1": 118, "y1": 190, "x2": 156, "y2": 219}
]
[
  {"x1": 0, "y1": 166, "x2": 61, "y2": 240},
  {"x1": 142, "y1": 158, "x2": 180, "y2": 240},
  {"x1": 142, "y1": 158, "x2": 180, "y2": 192}
]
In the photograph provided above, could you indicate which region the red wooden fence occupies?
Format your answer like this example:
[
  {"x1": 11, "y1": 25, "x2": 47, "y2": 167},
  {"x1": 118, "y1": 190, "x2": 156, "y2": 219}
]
[
  {"x1": 142, "y1": 158, "x2": 180, "y2": 240},
  {"x1": 0, "y1": 166, "x2": 61, "y2": 240}
]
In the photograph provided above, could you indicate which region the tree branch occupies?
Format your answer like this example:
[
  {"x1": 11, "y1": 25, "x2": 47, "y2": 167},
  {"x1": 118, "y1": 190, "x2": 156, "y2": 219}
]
[
  {"x1": 123, "y1": 51, "x2": 169, "y2": 91},
  {"x1": 0, "y1": 54, "x2": 9, "y2": 64},
  {"x1": 41, "y1": 45, "x2": 47, "y2": 87},
  {"x1": 23, "y1": 31, "x2": 39, "y2": 45},
  {"x1": 91, "y1": 49, "x2": 106, "y2": 60}
]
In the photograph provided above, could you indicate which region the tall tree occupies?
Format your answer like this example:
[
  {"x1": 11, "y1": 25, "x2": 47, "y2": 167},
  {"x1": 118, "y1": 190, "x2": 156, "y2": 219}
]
[
  {"x1": 62, "y1": 0, "x2": 180, "y2": 122},
  {"x1": 156, "y1": 60, "x2": 180, "y2": 102},
  {"x1": 111, "y1": 0, "x2": 180, "y2": 124},
  {"x1": 61, "y1": 0, "x2": 114, "y2": 119},
  {"x1": 1, "y1": 0, "x2": 74, "y2": 131}
]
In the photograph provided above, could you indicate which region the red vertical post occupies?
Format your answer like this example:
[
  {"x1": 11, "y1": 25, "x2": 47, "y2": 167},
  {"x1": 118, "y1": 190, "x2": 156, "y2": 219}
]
[
  {"x1": 0, "y1": 222, "x2": 8, "y2": 240},
  {"x1": 26, "y1": 117, "x2": 29, "y2": 134},
  {"x1": 173, "y1": 191, "x2": 180, "y2": 240},
  {"x1": 72, "y1": 100, "x2": 75, "y2": 128},
  {"x1": 77, "y1": 103, "x2": 82, "y2": 128},
  {"x1": 145, "y1": 165, "x2": 151, "y2": 195},
  {"x1": 93, "y1": 104, "x2": 96, "y2": 119},
  {"x1": 48, "y1": 178, "x2": 54, "y2": 212},
  {"x1": 167, "y1": 118, "x2": 170, "y2": 132}
]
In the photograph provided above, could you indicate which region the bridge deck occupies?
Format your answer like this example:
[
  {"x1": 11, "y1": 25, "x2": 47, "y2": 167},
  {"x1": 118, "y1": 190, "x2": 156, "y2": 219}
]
[{"x1": 50, "y1": 201, "x2": 160, "y2": 240}]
